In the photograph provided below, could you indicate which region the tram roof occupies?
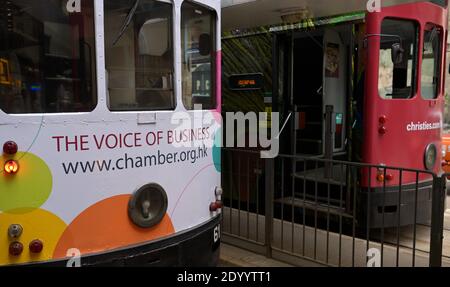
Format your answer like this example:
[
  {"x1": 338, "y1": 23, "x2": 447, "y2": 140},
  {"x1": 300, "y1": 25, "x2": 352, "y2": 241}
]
[{"x1": 222, "y1": 0, "x2": 435, "y2": 32}]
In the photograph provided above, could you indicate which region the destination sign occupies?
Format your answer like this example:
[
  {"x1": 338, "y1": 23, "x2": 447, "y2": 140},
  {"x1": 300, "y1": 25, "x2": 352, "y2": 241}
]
[{"x1": 228, "y1": 73, "x2": 263, "y2": 91}]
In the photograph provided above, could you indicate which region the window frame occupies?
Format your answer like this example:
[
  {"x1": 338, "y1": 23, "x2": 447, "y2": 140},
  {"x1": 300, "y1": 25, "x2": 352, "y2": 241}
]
[
  {"x1": 377, "y1": 17, "x2": 420, "y2": 101},
  {"x1": 0, "y1": 0, "x2": 98, "y2": 115},
  {"x1": 420, "y1": 23, "x2": 444, "y2": 100},
  {"x1": 180, "y1": 0, "x2": 217, "y2": 111},
  {"x1": 104, "y1": 0, "x2": 176, "y2": 113}
]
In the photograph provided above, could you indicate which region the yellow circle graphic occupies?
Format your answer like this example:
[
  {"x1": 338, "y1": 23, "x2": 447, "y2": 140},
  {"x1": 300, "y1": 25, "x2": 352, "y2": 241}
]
[
  {"x1": 0, "y1": 152, "x2": 53, "y2": 212},
  {"x1": 0, "y1": 209, "x2": 67, "y2": 266}
]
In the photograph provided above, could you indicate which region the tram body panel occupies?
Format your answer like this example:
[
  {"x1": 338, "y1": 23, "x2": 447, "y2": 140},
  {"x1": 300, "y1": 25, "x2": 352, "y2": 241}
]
[
  {"x1": 364, "y1": 1, "x2": 447, "y2": 187},
  {"x1": 0, "y1": 0, "x2": 222, "y2": 266}
]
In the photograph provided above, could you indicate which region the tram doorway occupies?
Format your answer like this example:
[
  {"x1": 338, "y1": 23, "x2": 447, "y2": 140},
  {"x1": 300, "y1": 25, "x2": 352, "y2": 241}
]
[
  {"x1": 276, "y1": 25, "x2": 354, "y2": 161},
  {"x1": 274, "y1": 24, "x2": 358, "y2": 214},
  {"x1": 292, "y1": 33, "x2": 325, "y2": 156}
]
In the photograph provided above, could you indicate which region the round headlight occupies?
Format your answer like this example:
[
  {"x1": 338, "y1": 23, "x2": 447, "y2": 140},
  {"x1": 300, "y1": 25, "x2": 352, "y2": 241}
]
[
  {"x1": 128, "y1": 184, "x2": 168, "y2": 228},
  {"x1": 424, "y1": 143, "x2": 437, "y2": 171}
]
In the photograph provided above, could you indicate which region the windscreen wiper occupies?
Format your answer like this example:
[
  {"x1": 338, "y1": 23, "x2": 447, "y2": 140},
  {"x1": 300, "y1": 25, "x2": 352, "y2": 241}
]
[{"x1": 113, "y1": 0, "x2": 140, "y2": 46}]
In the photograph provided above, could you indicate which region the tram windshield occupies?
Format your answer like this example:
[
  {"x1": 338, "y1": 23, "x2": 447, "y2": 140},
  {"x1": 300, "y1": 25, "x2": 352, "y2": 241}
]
[
  {"x1": 105, "y1": 0, "x2": 174, "y2": 111},
  {"x1": 378, "y1": 19, "x2": 418, "y2": 100},
  {"x1": 421, "y1": 24, "x2": 442, "y2": 100},
  {"x1": 0, "y1": 0, "x2": 97, "y2": 114}
]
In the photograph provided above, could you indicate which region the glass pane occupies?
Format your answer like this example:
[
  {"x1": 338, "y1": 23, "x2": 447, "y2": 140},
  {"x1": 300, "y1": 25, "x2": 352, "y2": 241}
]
[
  {"x1": 0, "y1": 0, "x2": 97, "y2": 114},
  {"x1": 378, "y1": 49, "x2": 394, "y2": 97},
  {"x1": 378, "y1": 19, "x2": 417, "y2": 100},
  {"x1": 181, "y1": 1, "x2": 216, "y2": 110},
  {"x1": 105, "y1": 0, "x2": 174, "y2": 111},
  {"x1": 421, "y1": 25, "x2": 442, "y2": 100}
]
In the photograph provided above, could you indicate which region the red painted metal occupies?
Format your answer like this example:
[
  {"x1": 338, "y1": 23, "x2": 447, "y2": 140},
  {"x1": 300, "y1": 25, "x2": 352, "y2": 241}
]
[{"x1": 363, "y1": 1, "x2": 448, "y2": 187}]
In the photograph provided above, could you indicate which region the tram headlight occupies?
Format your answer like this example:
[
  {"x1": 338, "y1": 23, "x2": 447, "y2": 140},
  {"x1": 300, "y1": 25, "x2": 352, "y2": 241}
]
[
  {"x1": 442, "y1": 145, "x2": 447, "y2": 158},
  {"x1": 128, "y1": 184, "x2": 168, "y2": 228},
  {"x1": 424, "y1": 143, "x2": 437, "y2": 171}
]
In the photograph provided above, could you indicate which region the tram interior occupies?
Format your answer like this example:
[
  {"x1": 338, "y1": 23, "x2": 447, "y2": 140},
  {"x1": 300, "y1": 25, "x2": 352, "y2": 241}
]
[
  {"x1": 221, "y1": 21, "x2": 365, "y2": 217},
  {"x1": 276, "y1": 23, "x2": 358, "y2": 212}
]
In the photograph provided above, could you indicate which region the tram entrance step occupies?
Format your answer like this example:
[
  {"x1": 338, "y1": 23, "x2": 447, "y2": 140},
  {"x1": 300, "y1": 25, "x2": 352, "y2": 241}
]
[
  {"x1": 275, "y1": 197, "x2": 352, "y2": 218},
  {"x1": 293, "y1": 165, "x2": 347, "y2": 186}
]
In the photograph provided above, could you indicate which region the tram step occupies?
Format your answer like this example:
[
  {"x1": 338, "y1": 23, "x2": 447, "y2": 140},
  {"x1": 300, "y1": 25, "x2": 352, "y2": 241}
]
[
  {"x1": 275, "y1": 197, "x2": 352, "y2": 218},
  {"x1": 294, "y1": 193, "x2": 347, "y2": 206},
  {"x1": 292, "y1": 165, "x2": 347, "y2": 186},
  {"x1": 292, "y1": 153, "x2": 347, "y2": 165}
]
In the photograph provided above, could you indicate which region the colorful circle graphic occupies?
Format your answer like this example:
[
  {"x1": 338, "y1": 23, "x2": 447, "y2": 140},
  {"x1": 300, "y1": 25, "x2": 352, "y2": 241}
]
[
  {"x1": 53, "y1": 195, "x2": 175, "y2": 259},
  {"x1": 0, "y1": 208, "x2": 67, "y2": 265},
  {"x1": 213, "y1": 129, "x2": 222, "y2": 172},
  {"x1": 0, "y1": 152, "x2": 53, "y2": 212}
]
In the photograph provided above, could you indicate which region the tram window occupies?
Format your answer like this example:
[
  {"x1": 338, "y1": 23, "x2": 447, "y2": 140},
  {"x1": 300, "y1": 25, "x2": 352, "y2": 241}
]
[
  {"x1": 181, "y1": 1, "x2": 216, "y2": 110},
  {"x1": 0, "y1": 0, "x2": 97, "y2": 114},
  {"x1": 421, "y1": 25, "x2": 442, "y2": 100},
  {"x1": 378, "y1": 19, "x2": 418, "y2": 100},
  {"x1": 104, "y1": 0, "x2": 174, "y2": 111}
]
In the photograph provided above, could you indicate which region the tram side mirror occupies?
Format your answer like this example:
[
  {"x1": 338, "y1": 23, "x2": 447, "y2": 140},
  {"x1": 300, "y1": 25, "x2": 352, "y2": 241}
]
[
  {"x1": 199, "y1": 33, "x2": 211, "y2": 56},
  {"x1": 391, "y1": 43, "x2": 405, "y2": 65}
]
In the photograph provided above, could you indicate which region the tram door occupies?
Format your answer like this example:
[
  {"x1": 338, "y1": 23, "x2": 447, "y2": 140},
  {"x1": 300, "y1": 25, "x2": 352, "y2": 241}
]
[
  {"x1": 293, "y1": 32, "x2": 324, "y2": 156},
  {"x1": 291, "y1": 29, "x2": 348, "y2": 157},
  {"x1": 322, "y1": 29, "x2": 347, "y2": 154}
]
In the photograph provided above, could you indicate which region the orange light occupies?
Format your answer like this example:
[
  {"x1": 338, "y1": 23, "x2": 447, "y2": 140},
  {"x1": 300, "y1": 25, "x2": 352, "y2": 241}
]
[
  {"x1": 376, "y1": 173, "x2": 385, "y2": 182},
  {"x1": 4, "y1": 160, "x2": 19, "y2": 174}
]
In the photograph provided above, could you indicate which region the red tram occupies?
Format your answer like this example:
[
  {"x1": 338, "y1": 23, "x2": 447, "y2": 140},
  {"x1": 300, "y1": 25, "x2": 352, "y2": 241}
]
[
  {"x1": 221, "y1": 0, "x2": 448, "y2": 228},
  {"x1": 361, "y1": 1, "x2": 447, "y2": 226}
]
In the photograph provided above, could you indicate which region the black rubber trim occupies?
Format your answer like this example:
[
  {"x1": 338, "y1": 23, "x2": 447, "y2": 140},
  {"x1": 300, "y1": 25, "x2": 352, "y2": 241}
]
[
  {"x1": 11, "y1": 215, "x2": 221, "y2": 267},
  {"x1": 359, "y1": 182, "x2": 432, "y2": 228}
]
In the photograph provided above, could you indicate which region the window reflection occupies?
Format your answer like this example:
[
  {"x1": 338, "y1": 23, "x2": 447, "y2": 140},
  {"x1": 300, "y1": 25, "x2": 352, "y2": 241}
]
[
  {"x1": 378, "y1": 19, "x2": 417, "y2": 100},
  {"x1": 104, "y1": 0, "x2": 174, "y2": 111},
  {"x1": 181, "y1": 1, "x2": 216, "y2": 110},
  {"x1": 0, "y1": 0, "x2": 97, "y2": 114}
]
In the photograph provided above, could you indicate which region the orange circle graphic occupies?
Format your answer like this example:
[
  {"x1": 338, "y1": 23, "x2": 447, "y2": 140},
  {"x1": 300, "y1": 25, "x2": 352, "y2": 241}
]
[{"x1": 53, "y1": 195, "x2": 175, "y2": 259}]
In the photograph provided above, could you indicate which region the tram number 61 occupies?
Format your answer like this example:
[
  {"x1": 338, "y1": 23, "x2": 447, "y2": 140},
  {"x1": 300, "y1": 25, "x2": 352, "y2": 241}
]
[{"x1": 213, "y1": 225, "x2": 221, "y2": 243}]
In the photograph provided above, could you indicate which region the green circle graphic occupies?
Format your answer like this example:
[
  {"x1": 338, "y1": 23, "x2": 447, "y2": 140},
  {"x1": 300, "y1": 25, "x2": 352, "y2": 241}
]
[
  {"x1": 213, "y1": 129, "x2": 222, "y2": 172},
  {"x1": 0, "y1": 152, "x2": 53, "y2": 212}
]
